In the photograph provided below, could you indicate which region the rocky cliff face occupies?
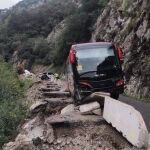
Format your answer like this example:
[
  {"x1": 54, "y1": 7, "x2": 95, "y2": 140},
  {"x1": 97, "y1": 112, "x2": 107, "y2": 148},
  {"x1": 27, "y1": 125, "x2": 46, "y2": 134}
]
[
  {"x1": 92, "y1": 0, "x2": 150, "y2": 99},
  {"x1": 11, "y1": 0, "x2": 49, "y2": 12}
]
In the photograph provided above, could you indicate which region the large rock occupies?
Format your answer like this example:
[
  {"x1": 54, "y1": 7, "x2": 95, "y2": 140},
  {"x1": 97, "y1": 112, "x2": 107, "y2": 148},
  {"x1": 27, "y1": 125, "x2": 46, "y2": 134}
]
[
  {"x1": 79, "y1": 102, "x2": 100, "y2": 115},
  {"x1": 61, "y1": 104, "x2": 75, "y2": 115}
]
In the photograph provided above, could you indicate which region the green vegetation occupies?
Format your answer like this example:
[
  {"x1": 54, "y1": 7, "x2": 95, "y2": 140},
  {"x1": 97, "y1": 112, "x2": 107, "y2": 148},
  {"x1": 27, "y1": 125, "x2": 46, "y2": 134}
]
[
  {"x1": 0, "y1": 61, "x2": 27, "y2": 148},
  {"x1": 0, "y1": 0, "x2": 108, "y2": 70},
  {"x1": 51, "y1": 0, "x2": 108, "y2": 67}
]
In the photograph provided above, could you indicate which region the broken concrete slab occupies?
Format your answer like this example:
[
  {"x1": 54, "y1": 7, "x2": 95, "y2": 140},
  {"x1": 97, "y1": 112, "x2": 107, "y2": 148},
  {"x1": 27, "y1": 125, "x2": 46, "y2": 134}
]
[
  {"x1": 42, "y1": 91, "x2": 70, "y2": 98},
  {"x1": 39, "y1": 87, "x2": 60, "y2": 92},
  {"x1": 23, "y1": 116, "x2": 54, "y2": 144},
  {"x1": 61, "y1": 104, "x2": 75, "y2": 115},
  {"x1": 46, "y1": 113, "x2": 104, "y2": 126},
  {"x1": 92, "y1": 108, "x2": 102, "y2": 116},
  {"x1": 79, "y1": 101, "x2": 100, "y2": 115},
  {"x1": 30, "y1": 101, "x2": 48, "y2": 113},
  {"x1": 45, "y1": 98, "x2": 73, "y2": 110},
  {"x1": 103, "y1": 96, "x2": 149, "y2": 148},
  {"x1": 4, "y1": 116, "x2": 54, "y2": 150},
  {"x1": 44, "y1": 98, "x2": 73, "y2": 115}
]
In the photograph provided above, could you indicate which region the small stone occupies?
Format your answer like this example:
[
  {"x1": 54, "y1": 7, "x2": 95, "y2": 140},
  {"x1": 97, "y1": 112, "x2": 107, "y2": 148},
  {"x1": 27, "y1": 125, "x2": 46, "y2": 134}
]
[
  {"x1": 66, "y1": 138, "x2": 72, "y2": 144},
  {"x1": 57, "y1": 138, "x2": 63, "y2": 144},
  {"x1": 61, "y1": 141, "x2": 66, "y2": 147},
  {"x1": 56, "y1": 146, "x2": 60, "y2": 150}
]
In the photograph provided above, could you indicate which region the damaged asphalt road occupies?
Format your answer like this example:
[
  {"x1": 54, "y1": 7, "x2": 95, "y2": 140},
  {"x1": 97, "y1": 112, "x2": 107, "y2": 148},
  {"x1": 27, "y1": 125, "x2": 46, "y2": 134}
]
[{"x1": 3, "y1": 79, "x2": 141, "y2": 150}]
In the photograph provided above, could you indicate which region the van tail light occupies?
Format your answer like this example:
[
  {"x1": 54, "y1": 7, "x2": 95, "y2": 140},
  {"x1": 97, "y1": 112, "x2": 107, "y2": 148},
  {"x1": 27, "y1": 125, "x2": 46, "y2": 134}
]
[
  {"x1": 117, "y1": 47, "x2": 123, "y2": 62},
  {"x1": 116, "y1": 79, "x2": 124, "y2": 87},
  {"x1": 69, "y1": 49, "x2": 76, "y2": 64}
]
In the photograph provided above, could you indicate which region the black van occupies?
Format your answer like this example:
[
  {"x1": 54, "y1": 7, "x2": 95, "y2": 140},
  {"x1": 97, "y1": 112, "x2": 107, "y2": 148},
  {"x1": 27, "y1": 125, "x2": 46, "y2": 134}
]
[{"x1": 67, "y1": 42, "x2": 124, "y2": 103}]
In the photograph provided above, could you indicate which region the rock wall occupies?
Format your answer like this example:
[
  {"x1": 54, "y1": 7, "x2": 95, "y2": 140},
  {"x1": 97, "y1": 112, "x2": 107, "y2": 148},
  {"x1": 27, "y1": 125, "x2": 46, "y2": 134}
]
[{"x1": 92, "y1": 0, "x2": 150, "y2": 99}]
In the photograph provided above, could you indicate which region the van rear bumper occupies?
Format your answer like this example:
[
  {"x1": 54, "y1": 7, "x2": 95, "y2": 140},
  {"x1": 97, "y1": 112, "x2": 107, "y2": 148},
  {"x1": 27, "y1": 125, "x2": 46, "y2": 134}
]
[{"x1": 80, "y1": 86, "x2": 124, "y2": 96}]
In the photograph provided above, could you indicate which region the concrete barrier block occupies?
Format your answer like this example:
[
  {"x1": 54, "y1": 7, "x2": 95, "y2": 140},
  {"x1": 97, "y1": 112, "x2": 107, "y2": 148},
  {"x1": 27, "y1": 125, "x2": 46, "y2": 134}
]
[{"x1": 103, "y1": 96, "x2": 149, "y2": 148}]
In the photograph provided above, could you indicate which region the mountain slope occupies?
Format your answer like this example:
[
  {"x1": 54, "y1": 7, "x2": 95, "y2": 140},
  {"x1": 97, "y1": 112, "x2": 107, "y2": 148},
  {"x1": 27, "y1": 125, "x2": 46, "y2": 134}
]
[
  {"x1": 92, "y1": 0, "x2": 150, "y2": 99},
  {"x1": 0, "y1": 0, "x2": 105, "y2": 69},
  {"x1": 0, "y1": 0, "x2": 79, "y2": 69}
]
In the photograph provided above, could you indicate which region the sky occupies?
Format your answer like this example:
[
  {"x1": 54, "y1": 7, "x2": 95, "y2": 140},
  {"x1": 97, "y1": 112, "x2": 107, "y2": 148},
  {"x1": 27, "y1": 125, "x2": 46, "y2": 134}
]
[{"x1": 0, "y1": 0, "x2": 21, "y2": 9}]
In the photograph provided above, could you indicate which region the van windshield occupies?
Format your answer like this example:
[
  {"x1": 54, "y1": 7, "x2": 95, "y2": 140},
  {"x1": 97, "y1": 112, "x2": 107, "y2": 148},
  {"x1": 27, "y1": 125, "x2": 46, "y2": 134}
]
[{"x1": 76, "y1": 46, "x2": 119, "y2": 74}]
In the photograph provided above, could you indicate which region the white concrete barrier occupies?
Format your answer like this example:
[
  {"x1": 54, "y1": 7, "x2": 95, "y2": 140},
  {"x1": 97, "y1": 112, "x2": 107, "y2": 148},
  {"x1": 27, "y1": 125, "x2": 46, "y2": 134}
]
[{"x1": 103, "y1": 96, "x2": 149, "y2": 148}]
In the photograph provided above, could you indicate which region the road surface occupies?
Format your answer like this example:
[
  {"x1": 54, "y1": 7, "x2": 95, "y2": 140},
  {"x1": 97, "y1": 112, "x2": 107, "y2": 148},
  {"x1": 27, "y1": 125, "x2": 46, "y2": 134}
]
[{"x1": 119, "y1": 95, "x2": 150, "y2": 132}]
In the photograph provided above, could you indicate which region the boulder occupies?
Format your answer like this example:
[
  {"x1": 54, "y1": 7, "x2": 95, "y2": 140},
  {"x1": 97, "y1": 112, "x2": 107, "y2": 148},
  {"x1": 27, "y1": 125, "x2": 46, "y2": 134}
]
[{"x1": 79, "y1": 102, "x2": 100, "y2": 115}]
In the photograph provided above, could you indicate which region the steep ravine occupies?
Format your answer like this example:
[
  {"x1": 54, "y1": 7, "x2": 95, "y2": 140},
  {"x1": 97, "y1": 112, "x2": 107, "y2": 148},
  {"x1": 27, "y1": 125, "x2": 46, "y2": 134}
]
[{"x1": 92, "y1": 0, "x2": 150, "y2": 99}]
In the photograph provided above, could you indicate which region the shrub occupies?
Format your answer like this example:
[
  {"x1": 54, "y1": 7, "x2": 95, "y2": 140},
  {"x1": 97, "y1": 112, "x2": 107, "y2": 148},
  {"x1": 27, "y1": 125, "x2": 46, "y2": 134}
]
[{"x1": 0, "y1": 61, "x2": 27, "y2": 148}]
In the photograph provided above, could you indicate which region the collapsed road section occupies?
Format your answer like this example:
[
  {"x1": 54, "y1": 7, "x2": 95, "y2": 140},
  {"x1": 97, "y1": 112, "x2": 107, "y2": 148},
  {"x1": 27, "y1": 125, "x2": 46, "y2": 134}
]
[{"x1": 3, "y1": 79, "x2": 144, "y2": 150}]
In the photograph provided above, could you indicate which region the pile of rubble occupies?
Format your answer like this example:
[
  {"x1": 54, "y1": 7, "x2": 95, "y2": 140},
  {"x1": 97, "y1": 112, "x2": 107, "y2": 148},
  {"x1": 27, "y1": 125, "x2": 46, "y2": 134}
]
[{"x1": 3, "y1": 80, "x2": 138, "y2": 150}]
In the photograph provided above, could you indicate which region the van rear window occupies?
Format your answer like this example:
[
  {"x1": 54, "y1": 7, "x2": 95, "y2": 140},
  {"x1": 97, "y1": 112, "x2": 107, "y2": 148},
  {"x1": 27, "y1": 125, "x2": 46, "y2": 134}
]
[{"x1": 76, "y1": 46, "x2": 119, "y2": 73}]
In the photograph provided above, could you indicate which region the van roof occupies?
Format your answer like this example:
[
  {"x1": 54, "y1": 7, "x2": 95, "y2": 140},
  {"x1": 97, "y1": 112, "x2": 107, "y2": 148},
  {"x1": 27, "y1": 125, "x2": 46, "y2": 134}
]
[{"x1": 72, "y1": 42, "x2": 113, "y2": 49}]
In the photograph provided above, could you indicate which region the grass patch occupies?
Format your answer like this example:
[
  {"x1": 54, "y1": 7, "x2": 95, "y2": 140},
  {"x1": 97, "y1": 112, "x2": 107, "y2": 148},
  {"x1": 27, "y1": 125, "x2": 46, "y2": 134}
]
[{"x1": 0, "y1": 61, "x2": 27, "y2": 148}]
